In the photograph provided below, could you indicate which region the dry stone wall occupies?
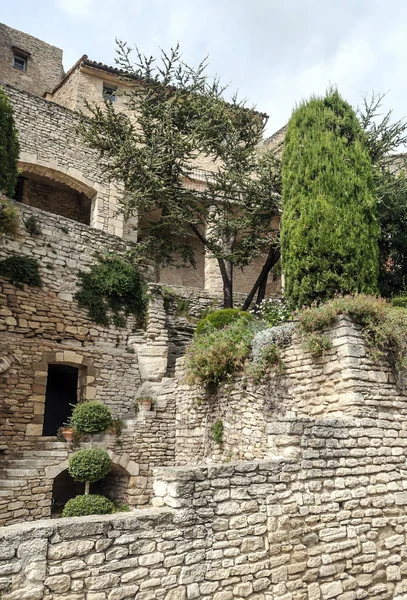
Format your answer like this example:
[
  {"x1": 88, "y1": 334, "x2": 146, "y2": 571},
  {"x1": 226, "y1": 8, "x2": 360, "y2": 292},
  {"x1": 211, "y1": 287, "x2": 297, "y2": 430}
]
[{"x1": 2, "y1": 446, "x2": 407, "y2": 600}]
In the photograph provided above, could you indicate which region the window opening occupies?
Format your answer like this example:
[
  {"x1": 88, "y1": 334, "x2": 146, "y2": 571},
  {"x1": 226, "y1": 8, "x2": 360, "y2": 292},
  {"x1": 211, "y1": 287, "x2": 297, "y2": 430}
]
[
  {"x1": 42, "y1": 364, "x2": 79, "y2": 436},
  {"x1": 13, "y1": 54, "x2": 27, "y2": 71},
  {"x1": 103, "y1": 83, "x2": 117, "y2": 102}
]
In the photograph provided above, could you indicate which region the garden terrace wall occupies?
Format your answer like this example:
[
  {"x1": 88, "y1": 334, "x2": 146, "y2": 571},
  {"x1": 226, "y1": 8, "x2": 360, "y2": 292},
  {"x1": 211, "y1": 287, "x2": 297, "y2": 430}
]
[
  {"x1": 2, "y1": 451, "x2": 407, "y2": 600},
  {"x1": 174, "y1": 317, "x2": 406, "y2": 464}
]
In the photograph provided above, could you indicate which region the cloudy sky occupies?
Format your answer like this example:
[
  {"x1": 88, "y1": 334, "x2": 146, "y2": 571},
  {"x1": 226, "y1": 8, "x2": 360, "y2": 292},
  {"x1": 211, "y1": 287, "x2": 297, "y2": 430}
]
[{"x1": 2, "y1": 0, "x2": 407, "y2": 136}]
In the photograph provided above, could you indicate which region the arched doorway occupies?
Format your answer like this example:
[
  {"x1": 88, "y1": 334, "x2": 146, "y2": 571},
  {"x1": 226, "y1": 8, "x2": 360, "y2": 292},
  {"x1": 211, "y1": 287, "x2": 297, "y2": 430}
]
[
  {"x1": 42, "y1": 364, "x2": 80, "y2": 436},
  {"x1": 51, "y1": 469, "x2": 84, "y2": 516}
]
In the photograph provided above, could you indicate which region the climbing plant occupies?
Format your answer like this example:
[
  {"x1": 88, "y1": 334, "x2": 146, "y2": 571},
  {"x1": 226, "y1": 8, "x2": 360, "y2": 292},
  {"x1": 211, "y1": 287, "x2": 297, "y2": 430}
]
[
  {"x1": 75, "y1": 254, "x2": 148, "y2": 327},
  {"x1": 0, "y1": 255, "x2": 42, "y2": 287},
  {"x1": 0, "y1": 87, "x2": 19, "y2": 198}
]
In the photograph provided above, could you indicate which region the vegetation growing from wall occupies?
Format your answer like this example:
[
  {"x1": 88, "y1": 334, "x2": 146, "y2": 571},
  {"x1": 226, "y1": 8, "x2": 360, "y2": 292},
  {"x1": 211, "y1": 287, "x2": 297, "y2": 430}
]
[
  {"x1": 23, "y1": 215, "x2": 42, "y2": 236},
  {"x1": 298, "y1": 294, "x2": 407, "y2": 376},
  {"x1": 0, "y1": 194, "x2": 19, "y2": 237},
  {"x1": 212, "y1": 420, "x2": 223, "y2": 444},
  {"x1": 194, "y1": 308, "x2": 254, "y2": 336},
  {"x1": 0, "y1": 255, "x2": 42, "y2": 287},
  {"x1": 0, "y1": 87, "x2": 19, "y2": 198},
  {"x1": 75, "y1": 254, "x2": 148, "y2": 327},
  {"x1": 281, "y1": 88, "x2": 379, "y2": 308}
]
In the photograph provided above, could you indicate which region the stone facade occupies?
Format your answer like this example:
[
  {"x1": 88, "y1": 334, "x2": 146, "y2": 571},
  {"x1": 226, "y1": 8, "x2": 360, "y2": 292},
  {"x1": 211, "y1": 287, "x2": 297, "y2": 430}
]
[{"x1": 0, "y1": 23, "x2": 64, "y2": 96}]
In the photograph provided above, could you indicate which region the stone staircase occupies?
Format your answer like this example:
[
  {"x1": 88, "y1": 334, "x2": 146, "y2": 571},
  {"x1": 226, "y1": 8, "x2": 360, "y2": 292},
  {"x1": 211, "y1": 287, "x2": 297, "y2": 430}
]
[{"x1": 0, "y1": 440, "x2": 69, "y2": 526}]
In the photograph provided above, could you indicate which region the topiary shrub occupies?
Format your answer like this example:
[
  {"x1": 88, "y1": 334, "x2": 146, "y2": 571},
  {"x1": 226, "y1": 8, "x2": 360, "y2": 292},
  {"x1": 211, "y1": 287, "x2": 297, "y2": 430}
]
[
  {"x1": 195, "y1": 308, "x2": 254, "y2": 337},
  {"x1": 0, "y1": 255, "x2": 42, "y2": 287},
  {"x1": 0, "y1": 193, "x2": 19, "y2": 237},
  {"x1": 69, "y1": 401, "x2": 113, "y2": 435},
  {"x1": 75, "y1": 253, "x2": 148, "y2": 327},
  {"x1": 61, "y1": 494, "x2": 114, "y2": 517},
  {"x1": 68, "y1": 448, "x2": 111, "y2": 483}
]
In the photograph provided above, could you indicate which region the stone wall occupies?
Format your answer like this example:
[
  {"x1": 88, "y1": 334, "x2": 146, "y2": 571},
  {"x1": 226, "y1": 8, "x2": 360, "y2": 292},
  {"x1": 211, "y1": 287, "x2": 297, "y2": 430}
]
[
  {"x1": 174, "y1": 316, "x2": 407, "y2": 464},
  {"x1": 0, "y1": 23, "x2": 64, "y2": 96},
  {"x1": 1, "y1": 446, "x2": 407, "y2": 600}
]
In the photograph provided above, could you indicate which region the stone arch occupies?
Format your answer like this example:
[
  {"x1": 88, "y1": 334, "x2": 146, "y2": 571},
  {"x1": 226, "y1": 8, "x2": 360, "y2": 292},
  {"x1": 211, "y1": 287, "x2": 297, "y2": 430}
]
[
  {"x1": 16, "y1": 160, "x2": 100, "y2": 227},
  {"x1": 26, "y1": 351, "x2": 97, "y2": 437}
]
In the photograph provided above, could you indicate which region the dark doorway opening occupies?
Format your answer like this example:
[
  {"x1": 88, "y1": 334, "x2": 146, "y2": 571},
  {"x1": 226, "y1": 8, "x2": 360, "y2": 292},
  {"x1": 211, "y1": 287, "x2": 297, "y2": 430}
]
[
  {"x1": 52, "y1": 470, "x2": 84, "y2": 516},
  {"x1": 42, "y1": 364, "x2": 79, "y2": 436}
]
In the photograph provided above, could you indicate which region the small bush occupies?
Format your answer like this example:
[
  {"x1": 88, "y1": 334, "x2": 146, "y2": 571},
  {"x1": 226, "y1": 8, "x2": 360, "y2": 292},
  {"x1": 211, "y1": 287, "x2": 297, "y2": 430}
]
[
  {"x1": 212, "y1": 420, "x2": 223, "y2": 444},
  {"x1": 187, "y1": 318, "x2": 255, "y2": 386},
  {"x1": 75, "y1": 254, "x2": 148, "y2": 327},
  {"x1": 24, "y1": 215, "x2": 42, "y2": 236},
  {"x1": 0, "y1": 194, "x2": 19, "y2": 237},
  {"x1": 251, "y1": 323, "x2": 295, "y2": 363},
  {"x1": 68, "y1": 448, "x2": 111, "y2": 483},
  {"x1": 62, "y1": 494, "x2": 114, "y2": 517},
  {"x1": 247, "y1": 342, "x2": 284, "y2": 384},
  {"x1": 0, "y1": 255, "x2": 42, "y2": 287},
  {"x1": 254, "y1": 298, "x2": 292, "y2": 326},
  {"x1": 391, "y1": 295, "x2": 407, "y2": 308},
  {"x1": 69, "y1": 401, "x2": 113, "y2": 435},
  {"x1": 303, "y1": 333, "x2": 333, "y2": 357},
  {"x1": 195, "y1": 308, "x2": 254, "y2": 337}
]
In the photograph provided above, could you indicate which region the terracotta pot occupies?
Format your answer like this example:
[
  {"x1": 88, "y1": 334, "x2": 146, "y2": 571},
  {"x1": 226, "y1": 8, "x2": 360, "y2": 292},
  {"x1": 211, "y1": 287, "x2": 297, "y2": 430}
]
[
  {"x1": 60, "y1": 427, "x2": 74, "y2": 442},
  {"x1": 139, "y1": 399, "x2": 153, "y2": 412}
]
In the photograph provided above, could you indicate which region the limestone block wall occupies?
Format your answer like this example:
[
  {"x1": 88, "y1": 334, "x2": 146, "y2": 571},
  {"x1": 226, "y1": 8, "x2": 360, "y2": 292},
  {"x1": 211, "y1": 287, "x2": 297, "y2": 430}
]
[
  {"x1": 174, "y1": 317, "x2": 407, "y2": 464},
  {"x1": 3, "y1": 84, "x2": 124, "y2": 237},
  {"x1": 21, "y1": 177, "x2": 91, "y2": 224},
  {"x1": 0, "y1": 23, "x2": 64, "y2": 96},
  {"x1": 2, "y1": 448, "x2": 407, "y2": 600}
]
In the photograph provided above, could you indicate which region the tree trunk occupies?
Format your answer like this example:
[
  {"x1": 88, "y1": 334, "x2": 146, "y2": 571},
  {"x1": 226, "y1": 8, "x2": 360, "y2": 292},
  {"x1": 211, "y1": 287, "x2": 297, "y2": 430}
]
[
  {"x1": 217, "y1": 257, "x2": 233, "y2": 308},
  {"x1": 85, "y1": 480, "x2": 90, "y2": 495},
  {"x1": 241, "y1": 246, "x2": 280, "y2": 311}
]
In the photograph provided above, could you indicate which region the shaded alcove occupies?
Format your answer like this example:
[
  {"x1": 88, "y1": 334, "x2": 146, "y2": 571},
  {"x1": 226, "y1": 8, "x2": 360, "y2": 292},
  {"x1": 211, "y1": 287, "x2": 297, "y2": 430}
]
[
  {"x1": 51, "y1": 469, "x2": 84, "y2": 516},
  {"x1": 42, "y1": 364, "x2": 79, "y2": 436},
  {"x1": 92, "y1": 464, "x2": 131, "y2": 507}
]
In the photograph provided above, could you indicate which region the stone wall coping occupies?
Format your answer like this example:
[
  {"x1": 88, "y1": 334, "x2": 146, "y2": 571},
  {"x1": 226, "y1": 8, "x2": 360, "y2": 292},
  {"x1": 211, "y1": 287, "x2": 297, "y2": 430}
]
[{"x1": 0, "y1": 506, "x2": 173, "y2": 538}]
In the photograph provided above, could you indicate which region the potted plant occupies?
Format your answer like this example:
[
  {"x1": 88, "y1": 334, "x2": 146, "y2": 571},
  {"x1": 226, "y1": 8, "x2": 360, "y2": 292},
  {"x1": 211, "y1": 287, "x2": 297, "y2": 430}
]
[
  {"x1": 57, "y1": 425, "x2": 75, "y2": 443},
  {"x1": 137, "y1": 396, "x2": 154, "y2": 412}
]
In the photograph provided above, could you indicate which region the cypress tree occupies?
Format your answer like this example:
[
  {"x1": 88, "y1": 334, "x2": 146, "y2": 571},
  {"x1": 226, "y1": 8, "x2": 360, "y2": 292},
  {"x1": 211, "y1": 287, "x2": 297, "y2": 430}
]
[
  {"x1": 0, "y1": 86, "x2": 19, "y2": 197},
  {"x1": 281, "y1": 88, "x2": 379, "y2": 308}
]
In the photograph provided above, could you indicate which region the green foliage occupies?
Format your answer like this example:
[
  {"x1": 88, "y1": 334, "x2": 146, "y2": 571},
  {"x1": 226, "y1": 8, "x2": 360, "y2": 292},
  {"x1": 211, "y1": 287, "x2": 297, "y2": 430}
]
[
  {"x1": 281, "y1": 88, "x2": 379, "y2": 308},
  {"x1": 75, "y1": 254, "x2": 148, "y2": 327},
  {"x1": 0, "y1": 87, "x2": 19, "y2": 198},
  {"x1": 78, "y1": 44, "x2": 281, "y2": 309},
  {"x1": 390, "y1": 295, "x2": 407, "y2": 308},
  {"x1": 212, "y1": 420, "x2": 223, "y2": 444},
  {"x1": 0, "y1": 193, "x2": 19, "y2": 237},
  {"x1": 246, "y1": 342, "x2": 283, "y2": 384},
  {"x1": 61, "y1": 494, "x2": 114, "y2": 517},
  {"x1": 195, "y1": 309, "x2": 254, "y2": 336},
  {"x1": 24, "y1": 215, "x2": 42, "y2": 236},
  {"x1": 298, "y1": 294, "x2": 407, "y2": 375},
  {"x1": 0, "y1": 255, "x2": 42, "y2": 287},
  {"x1": 254, "y1": 298, "x2": 291, "y2": 326},
  {"x1": 69, "y1": 401, "x2": 113, "y2": 435},
  {"x1": 303, "y1": 333, "x2": 333, "y2": 358},
  {"x1": 186, "y1": 318, "x2": 254, "y2": 386},
  {"x1": 68, "y1": 448, "x2": 111, "y2": 483}
]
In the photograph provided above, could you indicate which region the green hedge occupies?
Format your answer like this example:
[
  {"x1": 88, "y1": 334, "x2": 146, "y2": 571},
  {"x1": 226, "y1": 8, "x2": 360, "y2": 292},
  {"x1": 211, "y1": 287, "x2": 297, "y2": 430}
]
[
  {"x1": 68, "y1": 448, "x2": 111, "y2": 483},
  {"x1": 0, "y1": 255, "x2": 42, "y2": 287},
  {"x1": 62, "y1": 494, "x2": 114, "y2": 517},
  {"x1": 70, "y1": 401, "x2": 113, "y2": 435}
]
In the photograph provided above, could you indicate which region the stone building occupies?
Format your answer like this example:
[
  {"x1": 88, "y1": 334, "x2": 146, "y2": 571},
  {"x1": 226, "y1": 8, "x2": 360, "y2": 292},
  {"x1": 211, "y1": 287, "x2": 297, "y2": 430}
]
[{"x1": 0, "y1": 22, "x2": 281, "y2": 296}]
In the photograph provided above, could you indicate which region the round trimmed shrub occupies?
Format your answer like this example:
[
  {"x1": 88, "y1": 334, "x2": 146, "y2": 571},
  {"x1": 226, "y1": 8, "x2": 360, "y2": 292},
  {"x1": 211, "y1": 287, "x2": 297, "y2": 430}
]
[
  {"x1": 68, "y1": 448, "x2": 111, "y2": 483},
  {"x1": 195, "y1": 309, "x2": 254, "y2": 337},
  {"x1": 69, "y1": 401, "x2": 113, "y2": 435},
  {"x1": 62, "y1": 494, "x2": 114, "y2": 517}
]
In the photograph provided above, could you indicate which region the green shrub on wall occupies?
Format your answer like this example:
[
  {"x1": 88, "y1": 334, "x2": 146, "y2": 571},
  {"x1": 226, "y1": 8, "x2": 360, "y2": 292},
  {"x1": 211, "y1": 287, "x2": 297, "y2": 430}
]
[
  {"x1": 0, "y1": 194, "x2": 19, "y2": 237},
  {"x1": 61, "y1": 494, "x2": 114, "y2": 517},
  {"x1": 0, "y1": 255, "x2": 42, "y2": 287},
  {"x1": 69, "y1": 401, "x2": 113, "y2": 435},
  {"x1": 75, "y1": 254, "x2": 148, "y2": 327},
  {"x1": 68, "y1": 448, "x2": 111, "y2": 483},
  {"x1": 195, "y1": 309, "x2": 254, "y2": 337}
]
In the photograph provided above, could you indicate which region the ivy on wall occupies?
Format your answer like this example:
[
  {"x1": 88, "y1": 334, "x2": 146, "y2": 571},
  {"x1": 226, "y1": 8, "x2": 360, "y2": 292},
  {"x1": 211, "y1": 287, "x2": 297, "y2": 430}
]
[{"x1": 0, "y1": 255, "x2": 42, "y2": 288}]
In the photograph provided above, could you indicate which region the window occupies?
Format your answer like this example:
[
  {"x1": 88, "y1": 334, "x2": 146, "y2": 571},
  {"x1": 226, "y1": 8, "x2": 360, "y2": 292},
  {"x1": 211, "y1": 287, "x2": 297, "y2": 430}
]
[
  {"x1": 103, "y1": 84, "x2": 117, "y2": 102},
  {"x1": 13, "y1": 54, "x2": 27, "y2": 71}
]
